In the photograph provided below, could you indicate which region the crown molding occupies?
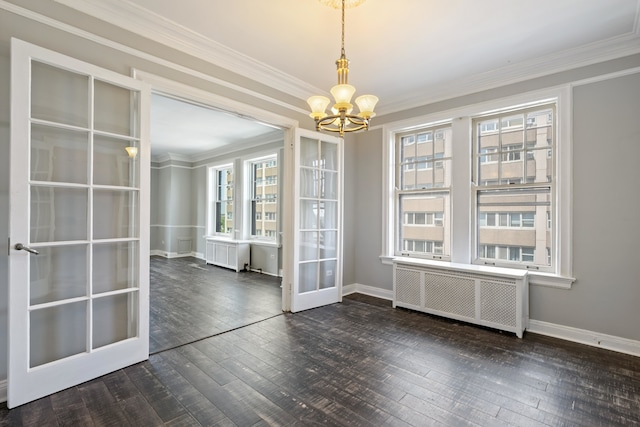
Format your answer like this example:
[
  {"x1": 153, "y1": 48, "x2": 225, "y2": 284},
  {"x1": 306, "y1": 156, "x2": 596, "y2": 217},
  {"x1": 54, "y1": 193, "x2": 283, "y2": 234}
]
[
  {"x1": 152, "y1": 152, "x2": 192, "y2": 164},
  {"x1": 52, "y1": 0, "x2": 321, "y2": 101},
  {"x1": 380, "y1": 23, "x2": 640, "y2": 116}
]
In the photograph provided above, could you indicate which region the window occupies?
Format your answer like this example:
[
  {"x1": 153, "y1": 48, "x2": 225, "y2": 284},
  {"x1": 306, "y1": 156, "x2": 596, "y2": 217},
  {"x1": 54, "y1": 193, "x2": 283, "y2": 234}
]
[
  {"x1": 475, "y1": 103, "x2": 554, "y2": 269},
  {"x1": 384, "y1": 87, "x2": 572, "y2": 285},
  {"x1": 208, "y1": 165, "x2": 234, "y2": 236},
  {"x1": 249, "y1": 155, "x2": 278, "y2": 240},
  {"x1": 396, "y1": 124, "x2": 451, "y2": 258}
]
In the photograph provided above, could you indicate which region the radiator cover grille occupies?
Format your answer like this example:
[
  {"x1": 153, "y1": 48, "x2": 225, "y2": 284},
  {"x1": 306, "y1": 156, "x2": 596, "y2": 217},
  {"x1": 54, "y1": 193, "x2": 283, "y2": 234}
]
[
  {"x1": 393, "y1": 261, "x2": 528, "y2": 337},
  {"x1": 424, "y1": 272, "x2": 475, "y2": 319}
]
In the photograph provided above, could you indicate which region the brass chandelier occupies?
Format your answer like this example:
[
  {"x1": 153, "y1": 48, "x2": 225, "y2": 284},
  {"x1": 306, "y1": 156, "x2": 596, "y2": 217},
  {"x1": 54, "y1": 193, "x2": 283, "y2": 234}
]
[{"x1": 307, "y1": 0, "x2": 378, "y2": 136}]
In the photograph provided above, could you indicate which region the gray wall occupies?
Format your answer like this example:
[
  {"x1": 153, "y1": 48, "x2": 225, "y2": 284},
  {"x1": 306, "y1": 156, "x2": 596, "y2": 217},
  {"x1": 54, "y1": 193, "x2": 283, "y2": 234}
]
[
  {"x1": 351, "y1": 60, "x2": 640, "y2": 342},
  {"x1": 150, "y1": 161, "x2": 199, "y2": 256},
  {"x1": 149, "y1": 140, "x2": 285, "y2": 267}
]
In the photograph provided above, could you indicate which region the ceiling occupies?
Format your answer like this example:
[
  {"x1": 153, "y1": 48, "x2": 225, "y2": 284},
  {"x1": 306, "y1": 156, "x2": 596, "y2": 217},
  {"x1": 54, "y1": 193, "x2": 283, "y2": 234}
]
[
  {"x1": 150, "y1": 94, "x2": 283, "y2": 160},
  {"x1": 53, "y1": 0, "x2": 640, "y2": 158}
]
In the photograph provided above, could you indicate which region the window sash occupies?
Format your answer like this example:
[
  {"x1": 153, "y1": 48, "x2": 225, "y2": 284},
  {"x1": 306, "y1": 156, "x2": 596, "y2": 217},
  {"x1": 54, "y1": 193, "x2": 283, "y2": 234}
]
[{"x1": 249, "y1": 155, "x2": 278, "y2": 241}]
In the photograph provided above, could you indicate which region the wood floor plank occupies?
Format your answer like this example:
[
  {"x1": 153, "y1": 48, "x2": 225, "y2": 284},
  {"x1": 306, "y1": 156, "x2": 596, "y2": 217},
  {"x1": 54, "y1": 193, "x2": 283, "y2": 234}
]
[
  {"x1": 123, "y1": 362, "x2": 188, "y2": 423},
  {"x1": 3, "y1": 259, "x2": 640, "y2": 426},
  {"x1": 159, "y1": 350, "x2": 263, "y2": 426}
]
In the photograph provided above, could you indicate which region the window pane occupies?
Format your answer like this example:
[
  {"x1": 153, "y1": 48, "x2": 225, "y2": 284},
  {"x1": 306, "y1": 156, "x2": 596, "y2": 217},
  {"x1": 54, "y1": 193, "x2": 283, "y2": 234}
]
[
  {"x1": 399, "y1": 193, "x2": 449, "y2": 256},
  {"x1": 476, "y1": 106, "x2": 553, "y2": 187},
  {"x1": 477, "y1": 188, "x2": 550, "y2": 267}
]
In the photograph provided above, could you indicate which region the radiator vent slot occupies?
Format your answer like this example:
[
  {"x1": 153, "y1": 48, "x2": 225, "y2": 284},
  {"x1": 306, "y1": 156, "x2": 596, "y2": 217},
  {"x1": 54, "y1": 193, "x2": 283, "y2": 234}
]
[
  {"x1": 393, "y1": 260, "x2": 528, "y2": 337},
  {"x1": 395, "y1": 268, "x2": 421, "y2": 307},
  {"x1": 424, "y1": 272, "x2": 475, "y2": 319},
  {"x1": 480, "y1": 280, "x2": 517, "y2": 327}
]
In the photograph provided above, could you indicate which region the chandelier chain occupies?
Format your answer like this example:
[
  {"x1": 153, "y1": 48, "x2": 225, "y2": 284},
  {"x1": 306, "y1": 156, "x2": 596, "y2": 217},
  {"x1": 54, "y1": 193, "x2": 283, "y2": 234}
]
[{"x1": 341, "y1": 0, "x2": 345, "y2": 56}]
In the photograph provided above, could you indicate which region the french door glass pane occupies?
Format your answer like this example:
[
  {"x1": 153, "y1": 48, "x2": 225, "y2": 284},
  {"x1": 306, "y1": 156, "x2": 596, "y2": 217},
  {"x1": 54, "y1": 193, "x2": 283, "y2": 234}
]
[
  {"x1": 300, "y1": 137, "x2": 318, "y2": 167},
  {"x1": 94, "y1": 80, "x2": 135, "y2": 136},
  {"x1": 31, "y1": 61, "x2": 89, "y2": 127},
  {"x1": 93, "y1": 241, "x2": 139, "y2": 294},
  {"x1": 299, "y1": 200, "x2": 318, "y2": 229},
  {"x1": 298, "y1": 262, "x2": 318, "y2": 293},
  {"x1": 320, "y1": 141, "x2": 338, "y2": 171},
  {"x1": 319, "y1": 231, "x2": 337, "y2": 259},
  {"x1": 30, "y1": 244, "x2": 88, "y2": 305},
  {"x1": 93, "y1": 292, "x2": 138, "y2": 349},
  {"x1": 300, "y1": 168, "x2": 318, "y2": 198},
  {"x1": 30, "y1": 125, "x2": 88, "y2": 184},
  {"x1": 93, "y1": 135, "x2": 139, "y2": 187},
  {"x1": 93, "y1": 189, "x2": 139, "y2": 239},
  {"x1": 30, "y1": 301, "x2": 87, "y2": 368},
  {"x1": 299, "y1": 231, "x2": 318, "y2": 261},
  {"x1": 30, "y1": 186, "x2": 88, "y2": 243},
  {"x1": 319, "y1": 260, "x2": 336, "y2": 289},
  {"x1": 319, "y1": 201, "x2": 337, "y2": 228},
  {"x1": 320, "y1": 171, "x2": 337, "y2": 199}
]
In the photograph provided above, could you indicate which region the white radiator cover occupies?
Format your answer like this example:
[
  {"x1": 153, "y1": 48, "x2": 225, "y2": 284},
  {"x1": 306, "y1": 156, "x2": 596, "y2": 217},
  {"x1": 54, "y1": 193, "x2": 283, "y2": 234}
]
[{"x1": 393, "y1": 258, "x2": 529, "y2": 338}]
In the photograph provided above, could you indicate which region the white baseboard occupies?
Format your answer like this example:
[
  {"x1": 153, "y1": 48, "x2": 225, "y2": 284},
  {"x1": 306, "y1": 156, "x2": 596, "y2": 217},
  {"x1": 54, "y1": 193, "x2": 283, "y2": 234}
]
[
  {"x1": 342, "y1": 283, "x2": 640, "y2": 358},
  {"x1": 249, "y1": 268, "x2": 281, "y2": 277},
  {"x1": 0, "y1": 379, "x2": 6, "y2": 403},
  {"x1": 150, "y1": 250, "x2": 203, "y2": 260},
  {"x1": 528, "y1": 319, "x2": 640, "y2": 358},
  {"x1": 342, "y1": 283, "x2": 394, "y2": 301}
]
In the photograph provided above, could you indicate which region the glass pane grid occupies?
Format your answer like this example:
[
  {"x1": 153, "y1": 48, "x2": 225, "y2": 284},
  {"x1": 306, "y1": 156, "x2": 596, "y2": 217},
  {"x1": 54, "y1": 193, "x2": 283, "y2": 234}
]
[{"x1": 27, "y1": 60, "x2": 141, "y2": 369}]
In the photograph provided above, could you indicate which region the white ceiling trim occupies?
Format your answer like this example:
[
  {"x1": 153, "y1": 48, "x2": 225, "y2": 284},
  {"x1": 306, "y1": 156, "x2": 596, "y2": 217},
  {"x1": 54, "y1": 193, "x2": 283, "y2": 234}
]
[{"x1": 52, "y1": 0, "x2": 323, "y2": 101}]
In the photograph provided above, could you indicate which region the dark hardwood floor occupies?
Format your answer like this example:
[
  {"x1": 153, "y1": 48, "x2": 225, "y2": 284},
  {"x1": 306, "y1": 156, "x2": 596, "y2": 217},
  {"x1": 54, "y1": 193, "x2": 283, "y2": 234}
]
[
  {"x1": 2, "y1": 292, "x2": 640, "y2": 425},
  {"x1": 149, "y1": 256, "x2": 283, "y2": 353}
]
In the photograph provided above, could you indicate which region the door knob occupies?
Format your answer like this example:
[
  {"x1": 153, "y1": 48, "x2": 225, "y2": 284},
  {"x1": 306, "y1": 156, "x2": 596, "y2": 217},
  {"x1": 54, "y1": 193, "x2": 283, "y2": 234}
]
[{"x1": 15, "y1": 243, "x2": 39, "y2": 255}]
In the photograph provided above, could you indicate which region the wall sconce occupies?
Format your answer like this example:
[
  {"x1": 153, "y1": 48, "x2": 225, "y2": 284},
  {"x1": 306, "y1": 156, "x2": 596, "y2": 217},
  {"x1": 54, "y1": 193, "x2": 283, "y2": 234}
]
[{"x1": 125, "y1": 146, "x2": 138, "y2": 158}]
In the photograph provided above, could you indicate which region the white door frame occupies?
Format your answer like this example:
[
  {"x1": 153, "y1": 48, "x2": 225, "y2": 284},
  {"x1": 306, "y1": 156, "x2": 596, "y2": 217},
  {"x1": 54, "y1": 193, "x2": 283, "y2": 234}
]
[{"x1": 131, "y1": 70, "x2": 299, "y2": 312}]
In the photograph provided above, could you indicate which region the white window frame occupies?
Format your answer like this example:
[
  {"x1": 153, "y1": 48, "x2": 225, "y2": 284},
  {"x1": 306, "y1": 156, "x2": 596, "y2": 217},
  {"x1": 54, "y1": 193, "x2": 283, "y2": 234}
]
[
  {"x1": 395, "y1": 122, "x2": 452, "y2": 261},
  {"x1": 207, "y1": 163, "x2": 234, "y2": 237},
  {"x1": 246, "y1": 153, "x2": 279, "y2": 242},
  {"x1": 381, "y1": 86, "x2": 574, "y2": 288}
]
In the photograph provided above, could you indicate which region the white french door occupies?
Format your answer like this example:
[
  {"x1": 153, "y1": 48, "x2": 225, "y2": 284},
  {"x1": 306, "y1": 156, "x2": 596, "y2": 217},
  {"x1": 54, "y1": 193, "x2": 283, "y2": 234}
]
[
  {"x1": 8, "y1": 39, "x2": 150, "y2": 408},
  {"x1": 291, "y1": 129, "x2": 343, "y2": 312}
]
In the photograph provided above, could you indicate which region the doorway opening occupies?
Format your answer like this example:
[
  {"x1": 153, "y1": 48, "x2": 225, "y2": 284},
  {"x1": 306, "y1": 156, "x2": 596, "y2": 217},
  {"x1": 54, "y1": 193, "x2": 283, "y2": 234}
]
[{"x1": 148, "y1": 92, "x2": 287, "y2": 353}]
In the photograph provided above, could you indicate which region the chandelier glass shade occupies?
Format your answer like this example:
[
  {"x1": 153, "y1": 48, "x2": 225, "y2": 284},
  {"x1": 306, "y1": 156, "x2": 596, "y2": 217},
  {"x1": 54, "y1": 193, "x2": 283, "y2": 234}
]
[{"x1": 308, "y1": 0, "x2": 378, "y2": 136}]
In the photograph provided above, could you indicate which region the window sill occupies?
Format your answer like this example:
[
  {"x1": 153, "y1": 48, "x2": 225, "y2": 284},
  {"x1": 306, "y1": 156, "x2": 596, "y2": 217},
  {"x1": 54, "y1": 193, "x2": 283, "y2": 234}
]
[
  {"x1": 528, "y1": 272, "x2": 575, "y2": 289},
  {"x1": 249, "y1": 240, "x2": 281, "y2": 248},
  {"x1": 381, "y1": 255, "x2": 575, "y2": 289}
]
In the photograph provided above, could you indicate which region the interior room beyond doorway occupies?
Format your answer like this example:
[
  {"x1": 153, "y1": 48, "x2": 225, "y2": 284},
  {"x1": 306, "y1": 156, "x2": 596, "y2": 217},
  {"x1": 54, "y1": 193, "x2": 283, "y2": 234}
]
[{"x1": 149, "y1": 93, "x2": 286, "y2": 351}]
